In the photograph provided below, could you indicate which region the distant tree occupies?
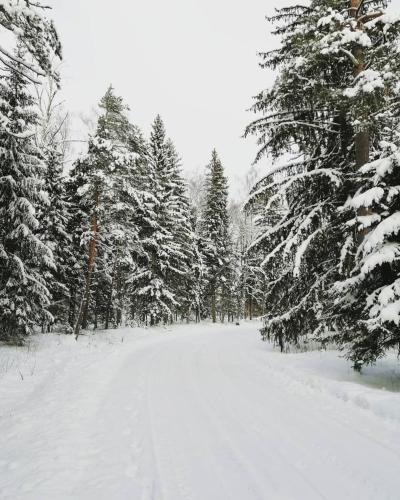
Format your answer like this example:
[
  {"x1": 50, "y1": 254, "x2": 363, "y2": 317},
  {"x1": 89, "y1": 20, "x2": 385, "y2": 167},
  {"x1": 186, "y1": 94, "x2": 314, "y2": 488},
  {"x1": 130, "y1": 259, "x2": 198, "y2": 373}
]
[{"x1": 200, "y1": 150, "x2": 233, "y2": 322}]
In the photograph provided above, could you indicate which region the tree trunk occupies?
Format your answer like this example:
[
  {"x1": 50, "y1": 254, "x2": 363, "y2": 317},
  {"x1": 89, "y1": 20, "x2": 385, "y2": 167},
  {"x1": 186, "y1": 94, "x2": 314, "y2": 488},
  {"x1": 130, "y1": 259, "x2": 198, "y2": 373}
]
[
  {"x1": 351, "y1": 0, "x2": 369, "y2": 168},
  {"x1": 105, "y1": 258, "x2": 117, "y2": 330},
  {"x1": 74, "y1": 186, "x2": 99, "y2": 340},
  {"x1": 350, "y1": 0, "x2": 374, "y2": 243},
  {"x1": 93, "y1": 288, "x2": 99, "y2": 330},
  {"x1": 105, "y1": 291, "x2": 112, "y2": 330},
  {"x1": 211, "y1": 285, "x2": 216, "y2": 323},
  {"x1": 68, "y1": 288, "x2": 76, "y2": 328}
]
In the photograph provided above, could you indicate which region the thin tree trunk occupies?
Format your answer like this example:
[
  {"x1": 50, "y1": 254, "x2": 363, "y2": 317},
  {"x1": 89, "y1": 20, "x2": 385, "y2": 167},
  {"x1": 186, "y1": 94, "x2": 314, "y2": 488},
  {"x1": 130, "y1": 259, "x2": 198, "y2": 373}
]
[
  {"x1": 105, "y1": 290, "x2": 112, "y2": 330},
  {"x1": 211, "y1": 285, "x2": 217, "y2": 323},
  {"x1": 74, "y1": 186, "x2": 99, "y2": 340},
  {"x1": 351, "y1": 0, "x2": 369, "y2": 168},
  {"x1": 93, "y1": 288, "x2": 99, "y2": 330},
  {"x1": 68, "y1": 287, "x2": 76, "y2": 328},
  {"x1": 350, "y1": 0, "x2": 373, "y2": 243},
  {"x1": 105, "y1": 258, "x2": 117, "y2": 330}
]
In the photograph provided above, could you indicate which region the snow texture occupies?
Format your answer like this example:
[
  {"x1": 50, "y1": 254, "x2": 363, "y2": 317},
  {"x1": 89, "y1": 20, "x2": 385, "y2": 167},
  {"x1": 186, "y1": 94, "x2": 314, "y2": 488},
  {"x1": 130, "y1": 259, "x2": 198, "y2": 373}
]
[{"x1": 1, "y1": 323, "x2": 400, "y2": 500}]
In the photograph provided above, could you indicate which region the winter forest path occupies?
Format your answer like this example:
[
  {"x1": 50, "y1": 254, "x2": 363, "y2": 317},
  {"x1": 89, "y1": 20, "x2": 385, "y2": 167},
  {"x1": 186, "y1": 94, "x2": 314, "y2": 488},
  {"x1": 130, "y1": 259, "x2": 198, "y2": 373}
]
[{"x1": 1, "y1": 323, "x2": 400, "y2": 500}]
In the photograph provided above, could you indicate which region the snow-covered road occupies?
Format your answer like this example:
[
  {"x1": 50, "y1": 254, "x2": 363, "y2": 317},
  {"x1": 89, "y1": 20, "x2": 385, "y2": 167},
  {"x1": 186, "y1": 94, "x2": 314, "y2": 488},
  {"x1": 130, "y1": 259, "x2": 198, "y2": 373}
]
[{"x1": 1, "y1": 323, "x2": 400, "y2": 500}]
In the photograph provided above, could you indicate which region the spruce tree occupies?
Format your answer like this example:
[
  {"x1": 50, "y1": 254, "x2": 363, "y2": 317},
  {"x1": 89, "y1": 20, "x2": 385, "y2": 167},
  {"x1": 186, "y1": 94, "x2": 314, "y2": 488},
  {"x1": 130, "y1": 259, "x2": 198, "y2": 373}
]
[
  {"x1": 73, "y1": 86, "x2": 144, "y2": 336},
  {"x1": 165, "y1": 139, "x2": 198, "y2": 321},
  {"x1": 200, "y1": 150, "x2": 233, "y2": 323},
  {"x1": 182, "y1": 215, "x2": 206, "y2": 323},
  {"x1": 324, "y1": 2, "x2": 400, "y2": 365},
  {"x1": 0, "y1": 61, "x2": 54, "y2": 342},
  {"x1": 129, "y1": 116, "x2": 191, "y2": 325},
  {"x1": 233, "y1": 205, "x2": 265, "y2": 320},
  {"x1": 0, "y1": 1, "x2": 61, "y2": 83},
  {"x1": 245, "y1": 1, "x2": 356, "y2": 350},
  {"x1": 246, "y1": 0, "x2": 400, "y2": 359}
]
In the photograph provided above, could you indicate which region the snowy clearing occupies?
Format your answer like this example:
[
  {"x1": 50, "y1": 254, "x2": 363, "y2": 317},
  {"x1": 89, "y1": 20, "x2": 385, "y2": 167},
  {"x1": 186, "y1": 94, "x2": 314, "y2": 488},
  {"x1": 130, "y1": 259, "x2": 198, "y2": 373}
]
[{"x1": 1, "y1": 322, "x2": 400, "y2": 500}]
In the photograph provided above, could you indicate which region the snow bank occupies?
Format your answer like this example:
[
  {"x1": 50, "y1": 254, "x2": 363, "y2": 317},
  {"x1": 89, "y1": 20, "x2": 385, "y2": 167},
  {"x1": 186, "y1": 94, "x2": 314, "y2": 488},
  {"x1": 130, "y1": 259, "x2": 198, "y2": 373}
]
[{"x1": 257, "y1": 344, "x2": 400, "y2": 424}]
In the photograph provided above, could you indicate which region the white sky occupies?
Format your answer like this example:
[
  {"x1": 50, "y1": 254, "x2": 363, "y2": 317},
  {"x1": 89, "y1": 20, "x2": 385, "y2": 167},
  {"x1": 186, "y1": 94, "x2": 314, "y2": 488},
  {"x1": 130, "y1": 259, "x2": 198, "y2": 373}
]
[
  {"x1": 49, "y1": 0, "x2": 400, "y2": 197},
  {"x1": 48, "y1": 0, "x2": 281, "y2": 197}
]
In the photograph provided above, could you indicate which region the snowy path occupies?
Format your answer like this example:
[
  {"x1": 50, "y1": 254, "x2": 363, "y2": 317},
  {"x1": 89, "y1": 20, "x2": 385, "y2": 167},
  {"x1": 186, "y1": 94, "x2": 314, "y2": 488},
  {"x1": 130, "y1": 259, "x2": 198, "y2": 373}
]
[{"x1": 1, "y1": 323, "x2": 400, "y2": 500}]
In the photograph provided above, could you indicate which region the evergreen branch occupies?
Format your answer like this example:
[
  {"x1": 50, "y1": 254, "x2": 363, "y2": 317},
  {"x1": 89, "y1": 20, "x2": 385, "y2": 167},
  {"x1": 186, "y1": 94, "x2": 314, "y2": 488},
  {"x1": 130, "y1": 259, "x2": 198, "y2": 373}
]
[
  {"x1": 339, "y1": 48, "x2": 360, "y2": 67},
  {"x1": 359, "y1": 11, "x2": 384, "y2": 24},
  {"x1": 0, "y1": 45, "x2": 47, "y2": 77},
  {"x1": 27, "y1": 1, "x2": 52, "y2": 9},
  {"x1": 0, "y1": 55, "x2": 41, "y2": 84},
  {"x1": 270, "y1": 120, "x2": 340, "y2": 134}
]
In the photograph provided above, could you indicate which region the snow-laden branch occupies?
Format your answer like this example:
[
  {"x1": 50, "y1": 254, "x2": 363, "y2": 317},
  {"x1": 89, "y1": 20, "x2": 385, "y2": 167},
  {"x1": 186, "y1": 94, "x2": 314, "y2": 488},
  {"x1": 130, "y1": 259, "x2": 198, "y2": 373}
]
[
  {"x1": 293, "y1": 229, "x2": 322, "y2": 277},
  {"x1": 339, "y1": 47, "x2": 360, "y2": 66},
  {"x1": 0, "y1": 45, "x2": 46, "y2": 77},
  {"x1": 0, "y1": 54, "x2": 41, "y2": 84}
]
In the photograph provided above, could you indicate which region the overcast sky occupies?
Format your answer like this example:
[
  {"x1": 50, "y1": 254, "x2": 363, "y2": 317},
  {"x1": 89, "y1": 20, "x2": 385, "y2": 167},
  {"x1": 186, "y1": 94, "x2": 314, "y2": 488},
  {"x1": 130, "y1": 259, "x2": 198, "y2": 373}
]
[
  {"x1": 48, "y1": 0, "x2": 283, "y2": 196},
  {"x1": 49, "y1": 0, "x2": 400, "y2": 197}
]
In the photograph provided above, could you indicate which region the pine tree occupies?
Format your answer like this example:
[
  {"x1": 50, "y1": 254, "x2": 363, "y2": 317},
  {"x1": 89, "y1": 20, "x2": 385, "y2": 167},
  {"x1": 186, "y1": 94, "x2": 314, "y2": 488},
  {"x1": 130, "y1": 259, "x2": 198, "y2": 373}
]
[
  {"x1": 232, "y1": 203, "x2": 265, "y2": 320},
  {"x1": 165, "y1": 139, "x2": 198, "y2": 321},
  {"x1": 246, "y1": 0, "x2": 400, "y2": 359},
  {"x1": 325, "y1": 2, "x2": 400, "y2": 365},
  {"x1": 0, "y1": 60, "x2": 54, "y2": 342},
  {"x1": 245, "y1": 1, "x2": 357, "y2": 350},
  {"x1": 0, "y1": 1, "x2": 61, "y2": 83},
  {"x1": 200, "y1": 150, "x2": 233, "y2": 323},
  {"x1": 182, "y1": 214, "x2": 206, "y2": 323},
  {"x1": 129, "y1": 116, "x2": 191, "y2": 325},
  {"x1": 73, "y1": 86, "x2": 143, "y2": 336}
]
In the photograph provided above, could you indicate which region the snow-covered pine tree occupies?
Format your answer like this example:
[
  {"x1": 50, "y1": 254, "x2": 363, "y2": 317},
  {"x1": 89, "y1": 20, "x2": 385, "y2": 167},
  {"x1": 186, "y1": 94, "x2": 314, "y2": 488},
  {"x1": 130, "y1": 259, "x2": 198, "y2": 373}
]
[
  {"x1": 231, "y1": 202, "x2": 265, "y2": 320},
  {"x1": 164, "y1": 139, "x2": 199, "y2": 321},
  {"x1": 0, "y1": 1, "x2": 61, "y2": 83},
  {"x1": 200, "y1": 149, "x2": 233, "y2": 323},
  {"x1": 182, "y1": 213, "x2": 206, "y2": 323},
  {"x1": 73, "y1": 86, "x2": 143, "y2": 336},
  {"x1": 245, "y1": 1, "x2": 358, "y2": 350},
  {"x1": 324, "y1": 2, "x2": 400, "y2": 365},
  {"x1": 129, "y1": 116, "x2": 191, "y2": 325},
  {"x1": 184, "y1": 172, "x2": 208, "y2": 322},
  {"x1": 0, "y1": 58, "x2": 54, "y2": 342},
  {"x1": 65, "y1": 154, "x2": 93, "y2": 329},
  {"x1": 220, "y1": 244, "x2": 239, "y2": 323}
]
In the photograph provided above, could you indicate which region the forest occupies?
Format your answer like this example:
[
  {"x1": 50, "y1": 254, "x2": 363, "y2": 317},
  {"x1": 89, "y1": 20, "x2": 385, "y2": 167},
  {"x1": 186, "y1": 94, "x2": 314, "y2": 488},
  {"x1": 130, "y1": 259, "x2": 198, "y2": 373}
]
[
  {"x1": 0, "y1": 0, "x2": 400, "y2": 372},
  {"x1": 1, "y1": 2, "x2": 400, "y2": 499}
]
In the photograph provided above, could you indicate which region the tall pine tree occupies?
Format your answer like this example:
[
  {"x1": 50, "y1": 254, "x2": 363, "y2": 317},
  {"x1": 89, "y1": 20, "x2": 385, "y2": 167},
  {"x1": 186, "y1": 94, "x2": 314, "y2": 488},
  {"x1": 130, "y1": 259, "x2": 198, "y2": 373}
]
[
  {"x1": 129, "y1": 116, "x2": 191, "y2": 325},
  {"x1": 323, "y1": 2, "x2": 400, "y2": 365},
  {"x1": 0, "y1": 59, "x2": 54, "y2": 342},
  {"x1": 200, "y1": 150, "x2": 233, "y2": 323},
  {"x1": 245, "y1": 1, "x2": 356, "y2": 350},
  {"x1": 72, "y1": 86, "x2": 144, "y2": 336}
]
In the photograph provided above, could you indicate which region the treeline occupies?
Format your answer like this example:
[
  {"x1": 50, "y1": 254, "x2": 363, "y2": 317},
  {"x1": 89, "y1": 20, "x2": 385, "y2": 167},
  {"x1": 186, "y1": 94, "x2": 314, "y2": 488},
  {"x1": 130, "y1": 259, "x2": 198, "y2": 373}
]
[
  {"x1": 4, "y1": 0, "x2": 399, "y2": 370},
  {"x1": 245, "y1": 0, "x2": 400, "y2": 366},
  {"x1": 0, "y1": 1, "x2": 263, "y2": 344}
]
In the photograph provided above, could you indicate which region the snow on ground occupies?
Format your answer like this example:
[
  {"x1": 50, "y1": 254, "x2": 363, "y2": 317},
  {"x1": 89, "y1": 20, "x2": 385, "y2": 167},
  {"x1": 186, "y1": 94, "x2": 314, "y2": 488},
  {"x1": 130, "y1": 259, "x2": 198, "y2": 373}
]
[{"x1": 1, "y1": 322, "x2": 400, "y2": 500}]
